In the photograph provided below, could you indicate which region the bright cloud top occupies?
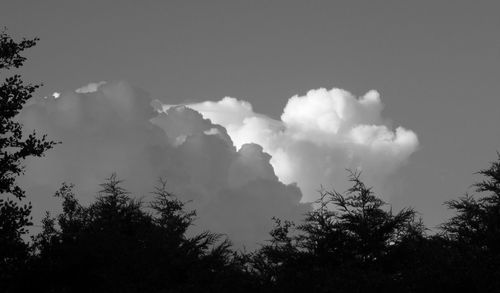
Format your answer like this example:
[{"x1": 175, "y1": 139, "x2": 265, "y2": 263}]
[
  {"x1": 162, "y1": 88, "x2": 419, "y2": 201},
  {"x1": 75, "y1": 81, "x2": 107, "y2": 93}
]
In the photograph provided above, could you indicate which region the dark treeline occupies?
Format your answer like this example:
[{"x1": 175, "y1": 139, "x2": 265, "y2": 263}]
[{"x1": 3, "y1": 31, "x2": 500, "y2": 293}]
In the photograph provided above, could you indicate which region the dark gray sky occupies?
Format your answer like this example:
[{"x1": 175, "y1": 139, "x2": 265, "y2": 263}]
[{"x1": 2, "y1": 0, "x2": 500, "y2": 230}]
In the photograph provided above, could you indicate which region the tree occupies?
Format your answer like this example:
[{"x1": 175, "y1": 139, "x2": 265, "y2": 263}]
[
  {"x1": 30, "y1": 175, "x2": 251, "y2": 293},
  {"x1": 252, "y1": 170, "x2": 421, "y2": 292},
  {"x1": 438, "y1": 153, "x2": 500, "y2": 291},
  {"x1": 443, "y1": 153, "x2": 500, "y2": 252},
  {"x1": 0, "y1": 29, "x2": 57, "y2": 289}
]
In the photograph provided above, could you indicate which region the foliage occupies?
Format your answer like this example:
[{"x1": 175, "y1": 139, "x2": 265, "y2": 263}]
[
  {"x1": 442, "y1": 153, "x2": 500, "y2": 251},
  {"x1": 28, "y1": 175, "x2": 251, "y2": 293},
  {"x1": 251, "y1": 170, "x2": 422, "y2": 292},
  {"x1": 0, "y1": 29, "x2": 57, "y2": 199},
  {"x1": 0, "y1": 29, "x2": 57, "y2": 290},
  {"x1": 437, "y1": 153, "x2": 500, "y2": 291}
]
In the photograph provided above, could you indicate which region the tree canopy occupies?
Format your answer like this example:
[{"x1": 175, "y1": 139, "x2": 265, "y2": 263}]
[
  {"x1": 0, "y1": 29, "x2": 57, "y2": 290},
  {"x1": 26, "y1": 176, "x2": 255, "y2": 293}
]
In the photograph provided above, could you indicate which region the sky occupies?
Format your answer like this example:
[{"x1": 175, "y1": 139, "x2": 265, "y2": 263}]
[{"x1": 2, "y1": 0, "x2": 500, "y2": 248}]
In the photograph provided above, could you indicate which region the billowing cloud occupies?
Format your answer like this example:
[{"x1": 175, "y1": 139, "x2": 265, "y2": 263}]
[
  {"x1": 18, "y1": 81, "x2": 310, "y2": 249},
  {"x1": 162, "y1": 88, "x2": 419, "y2": 202},
  {"x1": 18, "y1": 81, "x2": 417, "y2": 248}
]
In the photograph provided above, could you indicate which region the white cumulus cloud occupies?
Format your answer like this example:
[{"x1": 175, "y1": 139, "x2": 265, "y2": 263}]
[{"x1": 163, "y1": 87, "x2": 419, "y2": 202}]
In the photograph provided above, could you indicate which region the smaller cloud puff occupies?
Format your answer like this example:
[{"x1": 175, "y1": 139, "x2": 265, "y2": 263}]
[{"x1": 75, "y1": 81, "x2": 107, "y2": 93}]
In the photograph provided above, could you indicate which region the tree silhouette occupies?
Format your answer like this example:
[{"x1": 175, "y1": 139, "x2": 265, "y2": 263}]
[
  {"x1": 437, "y1": 153, "x2": 500, "y2": 291},
  {"x1": 0, "y1": 29, "x2": 57, "y2": 291},
  {"x1": 443, "y1": 153, "x2": 500, "y2": 250},
  {"x1": 29, "y1": 175, "x2": 253, "y2": 293},
  {"x1": 383, "y1": 153, "x2": 500, "y2": 292},
  {"x1": 251, "y1": 170, "x2": 422, "y2": 292}
]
